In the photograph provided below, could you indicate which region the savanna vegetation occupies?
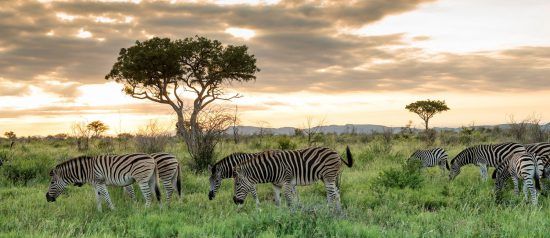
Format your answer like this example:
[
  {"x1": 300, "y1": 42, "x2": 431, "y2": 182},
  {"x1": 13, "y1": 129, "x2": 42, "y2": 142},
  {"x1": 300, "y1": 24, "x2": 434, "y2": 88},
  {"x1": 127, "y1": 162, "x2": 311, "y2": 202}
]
[{"x1": 1, "y1": 125, "x2": 549, "y2": 237}]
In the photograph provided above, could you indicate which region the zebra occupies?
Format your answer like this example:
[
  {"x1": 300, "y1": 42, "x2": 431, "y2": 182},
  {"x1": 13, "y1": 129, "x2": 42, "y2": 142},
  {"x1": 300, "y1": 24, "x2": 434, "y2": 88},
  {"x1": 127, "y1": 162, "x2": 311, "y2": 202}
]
[
  {"x1": 46, "y1": 153, "x2": 161, "y2": 211},
  {"x1": 123, "y1": 153, "x2": 182, "y2": 204},
  {"x1": 233, "y1": 146, "x2": 353, "y2": 211},
  {"x1": 526, "y1": 142, "x2": 550, "y2": 191},
  {"x1": 447, "y1": 142, "x2": 526, "y2": 181},
  {"x1": 408, "y1": 148, "x2": 449, "y2": 174},
  {"x1": 208, "y1": 151, "x2": 295, "y2": 206},
  {"x1": 492, "y1": 152, "x2": 541, "y2": 205}
]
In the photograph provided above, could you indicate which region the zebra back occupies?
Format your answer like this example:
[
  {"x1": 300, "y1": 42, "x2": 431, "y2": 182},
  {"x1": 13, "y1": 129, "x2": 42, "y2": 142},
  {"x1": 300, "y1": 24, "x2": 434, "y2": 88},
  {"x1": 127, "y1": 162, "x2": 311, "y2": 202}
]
[
  {"x1": 409, "y1": 148, "x2": 448, "y2": 167},
  {"x1": 451, "y1": 142, "x2": 526, "y2": 168},
  {"x1": 212, "y1": 152, "x2": 259, "y2": 179}
]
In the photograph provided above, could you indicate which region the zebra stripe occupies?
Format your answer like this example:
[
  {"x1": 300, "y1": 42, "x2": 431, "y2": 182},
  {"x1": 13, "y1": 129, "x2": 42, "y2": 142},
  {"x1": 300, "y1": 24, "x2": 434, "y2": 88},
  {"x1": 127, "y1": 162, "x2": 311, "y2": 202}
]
[
  {"x1": 447, "y1": 142, "x2": 526, "y2": 181},
  {"x1": 46, "y1": 153, "x2": 160, "y2": 211},
  {"x1": 526, "y1": 142, "x2": 550, "y2": 192},
  {"x1": 408, "y1": 148, "x2": 448, "y2": 174},
  {"x1": 493, "y1": 152, "x2": 540, "y2": 205},
  {"x1": 233, "y1": 146, "x2": 353, "y2": 211},
  {"x1": 124, "y1": 153, "x2": 182, "y2": 204}
]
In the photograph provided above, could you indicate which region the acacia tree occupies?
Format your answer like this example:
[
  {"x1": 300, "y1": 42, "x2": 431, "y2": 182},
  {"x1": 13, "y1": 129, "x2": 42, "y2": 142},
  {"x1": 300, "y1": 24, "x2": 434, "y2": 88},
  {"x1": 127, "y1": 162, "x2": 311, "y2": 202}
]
[
  {"x1": 87, "y1": 120, "x2": 109, "y2": 138},
  {"x1": 405, "y1": 100, "x2": 450, "y2": 131},
  {"x1": 105, "y1": 36, "x2": 259, "y2": 170}
]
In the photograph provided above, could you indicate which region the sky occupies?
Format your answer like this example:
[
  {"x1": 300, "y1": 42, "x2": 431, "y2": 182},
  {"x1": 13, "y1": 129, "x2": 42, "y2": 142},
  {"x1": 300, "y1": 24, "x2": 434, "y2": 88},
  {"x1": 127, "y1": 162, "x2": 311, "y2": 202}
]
[{"x1": 0, "y1": 0, "x2": 549, "y2": 136}]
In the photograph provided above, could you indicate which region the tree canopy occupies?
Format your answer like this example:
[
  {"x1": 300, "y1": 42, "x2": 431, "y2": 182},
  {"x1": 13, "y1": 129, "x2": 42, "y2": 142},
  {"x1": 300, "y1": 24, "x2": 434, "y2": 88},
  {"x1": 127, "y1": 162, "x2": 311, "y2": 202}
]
[
  {"x1": 105, "y1": 36, "x2": 260, "y2": 171},
  {"x1": 405, "y1": 99, "x2": 450, "y2": 130}
]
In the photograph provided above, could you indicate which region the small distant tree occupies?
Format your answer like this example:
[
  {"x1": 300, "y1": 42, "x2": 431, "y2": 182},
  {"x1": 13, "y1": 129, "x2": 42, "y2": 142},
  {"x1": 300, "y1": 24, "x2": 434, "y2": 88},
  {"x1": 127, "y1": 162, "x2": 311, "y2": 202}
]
[
  {"x1": 72, "y1": 121, "x2": 91, "y2": 151},
  {"x1": 405, "y1": 100, "x2": 450, "y2": 131},
  {"x1": 4, "y1": 131, "x2": 16, "y2": 140},
  {"x1": 87, "y1": 120, "x2": 109, "y2": 138},
  {"x1": 303, "y1": 116, "x2": 325, "y2": 146}
]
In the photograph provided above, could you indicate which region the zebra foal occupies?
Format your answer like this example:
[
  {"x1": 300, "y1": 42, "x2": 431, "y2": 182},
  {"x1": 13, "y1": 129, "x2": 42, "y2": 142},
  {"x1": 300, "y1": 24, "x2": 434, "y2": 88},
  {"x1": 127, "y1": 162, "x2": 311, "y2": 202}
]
[
  {"x1": 233, "y1": 146, "x2": 353, "y2": 211},
  {"x1": 46, "y1": 153, "x2": 161, "y2": 211}
]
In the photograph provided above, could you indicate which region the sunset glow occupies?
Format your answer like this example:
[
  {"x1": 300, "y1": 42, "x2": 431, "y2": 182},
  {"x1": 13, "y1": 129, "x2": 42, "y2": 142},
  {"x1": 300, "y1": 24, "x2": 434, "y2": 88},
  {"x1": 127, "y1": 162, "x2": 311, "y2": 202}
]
[{"x1": 1, "y1": 0, "x2": 549, "y2": 136}]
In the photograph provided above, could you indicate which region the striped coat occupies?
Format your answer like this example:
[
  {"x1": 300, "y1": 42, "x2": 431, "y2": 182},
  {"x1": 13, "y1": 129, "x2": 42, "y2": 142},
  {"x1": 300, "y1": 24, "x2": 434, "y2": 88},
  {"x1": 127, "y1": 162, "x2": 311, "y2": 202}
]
[
  {"x1": 447, "y1": 142, "x2": 526, "y2": 180},
  {"x1": 124, "y1": 153, "x2": 182, "y2": 203},
  {"x1": 46, "y1": 153, "x2": 160, "y2": 211},
  {"x1": 408, "y1": 148, "x2": 448, "y2": 174},
  {"x1": 493, "y1": 152, "x2": 540, "y2": 205},
  {"x1": 233, "y1": 147, "x2": 353, "y2": 210}
]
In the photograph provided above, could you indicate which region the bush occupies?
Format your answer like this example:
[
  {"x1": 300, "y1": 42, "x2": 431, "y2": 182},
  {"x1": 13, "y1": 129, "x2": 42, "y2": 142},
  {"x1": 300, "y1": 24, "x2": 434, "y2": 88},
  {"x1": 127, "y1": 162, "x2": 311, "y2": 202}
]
[
  {"x1": 276, "y1": 136, "x2": 296, "y2": 150},
  {"x1": 373, "y1": 160, "x2": 424, "y2": 189},
  {"x1": 1, "y1": 152, "x2": 54, "y2": 185}
]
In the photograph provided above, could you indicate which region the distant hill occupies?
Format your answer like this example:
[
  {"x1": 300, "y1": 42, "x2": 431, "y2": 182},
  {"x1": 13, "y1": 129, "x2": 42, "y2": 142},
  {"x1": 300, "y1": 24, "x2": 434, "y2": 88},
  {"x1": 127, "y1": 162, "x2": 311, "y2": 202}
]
[{"x1": 225, "y1": 123, "x2": 549, "y2": 136}]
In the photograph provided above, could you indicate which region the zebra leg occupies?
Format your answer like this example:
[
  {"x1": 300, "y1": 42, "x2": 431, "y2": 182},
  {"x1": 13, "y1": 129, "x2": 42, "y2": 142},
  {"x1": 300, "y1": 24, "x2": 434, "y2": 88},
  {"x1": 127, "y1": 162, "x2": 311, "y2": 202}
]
[
  {"x1": 251, "y1": 186, "x2": 260, "y2": 208},
  {"x1": 512, "y1": 177, "x2": 520, "y2": 195},
  {"x1": 138, "y1": 181, "x2": 153, "y2": 208},
  {"x1": 479, "y1": 164, "x2": 488, "y2": 181},
  {"x1": 524, "y1": 179, "x2": 538, "y2": 205},
  {"x1": 324, "y1": 180, "x2": 341, "y2": 212},
  {"x1": 163, "y1": 179, "x2": 173, "y2": 205},
  {"x1": 273, "y1": 185, "x2": 282, "y2": 207},
  {"x1": 124, "y1": 185, "x2": 137, "y2": 201},
  {"x1": 292, "y1": 184, "x2": 299, "y2": 204},
  {"x1": 96, "y1": 183, "x2": 115, "y2": 210}
]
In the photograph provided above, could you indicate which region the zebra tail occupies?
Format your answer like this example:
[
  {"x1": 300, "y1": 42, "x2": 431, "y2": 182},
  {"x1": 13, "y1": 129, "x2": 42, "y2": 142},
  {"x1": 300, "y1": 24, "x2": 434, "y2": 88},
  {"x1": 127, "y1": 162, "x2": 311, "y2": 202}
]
[
  {"x1": 445, "y1": 160, "x2": 450, "y2": 170},
  {"x1": 491, "y1": 169, "x2": 497, "y2": 179},
  {"x1": 176, "y1": 164, "x2": 182, "y2": 197},
  {"x1": 154, "y1": 166, "x2": 161, "y2": 202},
  {"x1": 342, "y1": 146, "x2": 353, "y2": 168}
]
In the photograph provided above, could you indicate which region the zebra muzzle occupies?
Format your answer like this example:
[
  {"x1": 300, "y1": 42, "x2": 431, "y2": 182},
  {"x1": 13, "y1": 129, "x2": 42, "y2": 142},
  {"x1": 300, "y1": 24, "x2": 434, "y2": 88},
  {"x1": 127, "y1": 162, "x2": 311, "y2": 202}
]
[
  {"x1": 233, "y1": 196, "x2": 244, "y2": 205},
  {"x1": 46, "y1": 193, "x2": 56, "y2": 202},
  {"x1": 208, "y1": 191, "x2": 215, "y2": 200}
]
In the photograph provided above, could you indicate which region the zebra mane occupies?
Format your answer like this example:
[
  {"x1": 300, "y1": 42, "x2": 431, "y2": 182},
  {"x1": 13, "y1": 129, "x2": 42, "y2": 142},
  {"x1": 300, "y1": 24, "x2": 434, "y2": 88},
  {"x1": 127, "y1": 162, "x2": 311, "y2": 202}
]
[{"x1": 55, "y1": 155, "x2": 94, "y2": 170}]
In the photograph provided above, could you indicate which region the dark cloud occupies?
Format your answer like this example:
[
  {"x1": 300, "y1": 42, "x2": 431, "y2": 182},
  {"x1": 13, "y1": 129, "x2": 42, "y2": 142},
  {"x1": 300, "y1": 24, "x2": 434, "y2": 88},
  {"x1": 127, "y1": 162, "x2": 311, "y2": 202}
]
[{"x1": 0, "y1": 0, "x2": 547, "y2": 102}]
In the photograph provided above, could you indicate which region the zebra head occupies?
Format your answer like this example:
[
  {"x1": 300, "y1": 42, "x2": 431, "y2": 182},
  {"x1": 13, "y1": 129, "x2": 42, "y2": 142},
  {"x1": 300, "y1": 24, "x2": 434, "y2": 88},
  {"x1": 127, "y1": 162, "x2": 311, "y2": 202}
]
[
  {"x1": 448, "y1": 158, "x2": 461, "y2": 180},
  {"x1": 208, "y1": 164, "x2": 223, "y2": 200},
  {"x1": 46, "y1": 169, "x2": 69, "y2": 202},
  {"x1": 232, "y1": 166, "x2": 253, "y2": 205}
]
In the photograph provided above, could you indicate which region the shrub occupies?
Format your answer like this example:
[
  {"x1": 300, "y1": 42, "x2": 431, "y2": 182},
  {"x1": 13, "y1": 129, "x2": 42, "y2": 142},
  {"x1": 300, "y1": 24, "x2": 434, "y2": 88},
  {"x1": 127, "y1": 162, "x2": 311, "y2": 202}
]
[
  {"x1": 1, "y1": 152, "x2": 54, "y2": 185},
  {"x1": 277, "y1": 136, "x2": 296, "y2": 150},
  {"x1": 373, "y1": 159, "x2": 424, "y2": 189}
]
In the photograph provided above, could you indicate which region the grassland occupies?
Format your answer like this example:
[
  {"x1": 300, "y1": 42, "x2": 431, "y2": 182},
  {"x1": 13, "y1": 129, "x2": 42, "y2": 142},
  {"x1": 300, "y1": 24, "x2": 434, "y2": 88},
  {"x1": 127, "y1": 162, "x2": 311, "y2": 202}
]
[{"x1": 1, "y1": 134, "x2": 550, "y2": 237}]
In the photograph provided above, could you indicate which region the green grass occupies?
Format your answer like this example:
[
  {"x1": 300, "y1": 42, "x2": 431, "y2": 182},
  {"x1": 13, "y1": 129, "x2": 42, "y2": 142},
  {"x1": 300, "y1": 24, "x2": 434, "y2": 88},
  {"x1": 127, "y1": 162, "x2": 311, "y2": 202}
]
[{"x1": 0, "y1": 136, "x2": 549, "y2": 237}]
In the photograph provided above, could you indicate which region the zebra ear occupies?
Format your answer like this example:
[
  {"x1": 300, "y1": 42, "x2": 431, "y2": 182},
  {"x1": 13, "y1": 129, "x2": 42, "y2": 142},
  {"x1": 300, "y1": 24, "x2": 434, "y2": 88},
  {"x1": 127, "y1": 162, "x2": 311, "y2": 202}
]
[{"x1": 49, "y1": 170, "x2": 54, "y2": 176}]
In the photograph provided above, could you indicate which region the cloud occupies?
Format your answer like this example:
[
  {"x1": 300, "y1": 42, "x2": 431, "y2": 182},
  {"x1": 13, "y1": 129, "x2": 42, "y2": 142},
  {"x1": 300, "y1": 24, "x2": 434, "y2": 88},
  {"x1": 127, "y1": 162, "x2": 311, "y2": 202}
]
[{"x1": 0, "y1": 0, "x2": 548, "y2": 104}]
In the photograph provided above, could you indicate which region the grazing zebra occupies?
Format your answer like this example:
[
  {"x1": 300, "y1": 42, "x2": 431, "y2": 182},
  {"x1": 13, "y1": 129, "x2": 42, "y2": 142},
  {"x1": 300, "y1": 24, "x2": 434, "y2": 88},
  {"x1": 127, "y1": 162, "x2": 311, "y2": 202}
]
[
  {"x1": 124, "y1": 153, "x2": 182, "y2": 204},
  {"x1": 46, "y1": 153, "x2": 160, "y2": 211},
  {"x1": 526, "y1": 142, "x2": 550, "y2": 191},
  {"x1": 447, "y1": 142, "x2": 526, "y2": 181},
  {"x1": 408, "y1": 148, "x2": 449, "y2": 174},
  {"x1": 492, "y1": 152, "x2": 541, "y2": 205},
  {"x1": 208, "y1": 151, "x2": 294, "y2": 206},
  {"x1": 233, "y1": 146, "x2": 353, "y2": 211}
]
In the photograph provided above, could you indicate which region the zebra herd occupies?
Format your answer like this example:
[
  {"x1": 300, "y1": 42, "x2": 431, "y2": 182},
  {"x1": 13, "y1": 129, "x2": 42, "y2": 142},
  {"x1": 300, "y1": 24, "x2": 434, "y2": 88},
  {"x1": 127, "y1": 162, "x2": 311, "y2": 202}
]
[
  {"x1": 46, "y1": 146, "x2": 353, "y2": 211},
  {"x1": 409, "y1": 142, "x2": 550, "y2": 205},
  {"x1": 44, "y1": 142, "x2": 549, "y2": 211}
]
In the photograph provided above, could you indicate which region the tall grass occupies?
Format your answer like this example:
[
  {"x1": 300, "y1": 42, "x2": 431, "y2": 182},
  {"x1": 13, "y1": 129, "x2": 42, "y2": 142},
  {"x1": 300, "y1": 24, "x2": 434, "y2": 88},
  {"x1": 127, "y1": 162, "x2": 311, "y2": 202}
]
[{"x1": 0, "y1": 134, "x2": 549, "y2": 237}]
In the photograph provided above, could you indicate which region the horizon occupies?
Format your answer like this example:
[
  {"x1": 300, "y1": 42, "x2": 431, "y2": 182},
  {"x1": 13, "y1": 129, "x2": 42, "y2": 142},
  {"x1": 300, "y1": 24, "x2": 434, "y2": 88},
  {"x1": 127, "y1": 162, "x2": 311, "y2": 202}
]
[{"x1": 1, "y1": 0, "x2": 549, "y2": 136}]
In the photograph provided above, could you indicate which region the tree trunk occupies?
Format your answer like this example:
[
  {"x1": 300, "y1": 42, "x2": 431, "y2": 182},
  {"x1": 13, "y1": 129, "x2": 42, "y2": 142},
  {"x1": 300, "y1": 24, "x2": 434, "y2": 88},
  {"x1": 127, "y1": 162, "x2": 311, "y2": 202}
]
[{"x1": 424, "y1": 119, "x2": 429, "y2": 131}]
